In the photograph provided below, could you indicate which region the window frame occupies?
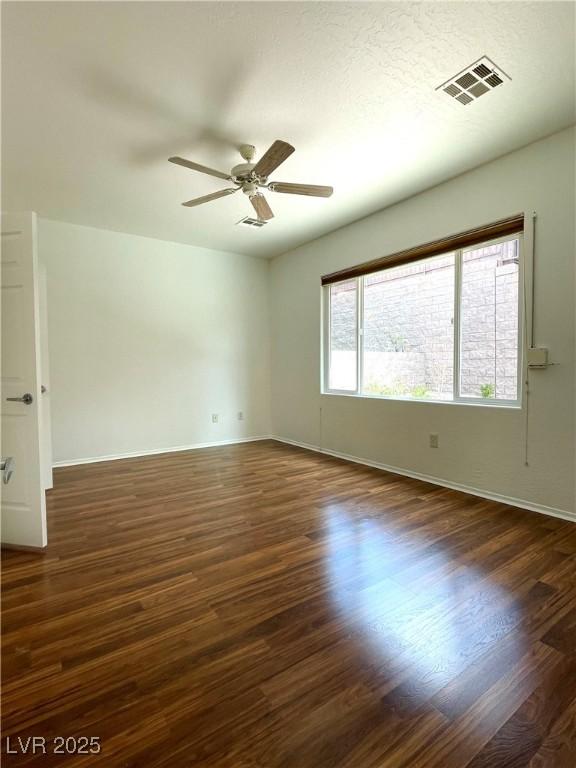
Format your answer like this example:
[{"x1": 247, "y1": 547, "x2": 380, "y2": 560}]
[
  {"x1": 323, "y1": 279, "x2": 360, "y2": 395},
  {"x1": 322, "y1": 232, "x2": 523, "y2": 408}
]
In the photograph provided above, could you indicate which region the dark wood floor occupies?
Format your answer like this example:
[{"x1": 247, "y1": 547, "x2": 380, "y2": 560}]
[{"x1": 2, "y1": 440, "x2": 575, "y2": 767}]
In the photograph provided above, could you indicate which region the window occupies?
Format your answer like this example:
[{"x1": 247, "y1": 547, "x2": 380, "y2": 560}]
[
  {"x1": 363, "y1": 254, "x2": 455, "y2": 400},
  {"x1": 460, "y1": 239, "x2": 519, "y2": 401},
  {"x1": 323, "y1": 234, "x2": 521, "y2": 405},
  {"x1": 328, "y1": 280, "x2": 358, "y2": 391}
]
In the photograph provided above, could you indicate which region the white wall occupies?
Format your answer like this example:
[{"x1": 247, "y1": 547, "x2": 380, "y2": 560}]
[
  {"x1": 270, "y1": 127, "x2": 576, "y2": 517},
  {"x1": 39, "y1": 220, "x2": 271, "y2": 463}
]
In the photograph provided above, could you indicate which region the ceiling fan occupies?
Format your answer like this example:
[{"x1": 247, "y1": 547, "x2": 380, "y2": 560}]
[{"x1": 168, "y1": 140, "x2": 333, "y2": 221}]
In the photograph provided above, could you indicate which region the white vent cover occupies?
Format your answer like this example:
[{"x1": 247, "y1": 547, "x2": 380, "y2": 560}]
[
  {"x1": 236, "y1": 216, "x2": 267, "y2": 228},
  {"x1": 437, "y1": 56, "x2": 510, "y2": 106}
]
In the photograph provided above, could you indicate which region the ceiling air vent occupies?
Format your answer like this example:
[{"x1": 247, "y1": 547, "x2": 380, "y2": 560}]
[
  {"x1": 236, "y1": 216, "x2": 267, "y2": 228},
  {"x1": 437, "y1": 56, "x2": 510, "y2": 105}
]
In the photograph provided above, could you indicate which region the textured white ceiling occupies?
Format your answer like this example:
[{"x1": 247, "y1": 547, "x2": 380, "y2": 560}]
[{"x1": 2, "y1": 2, "x2": 575, "y2": 258}]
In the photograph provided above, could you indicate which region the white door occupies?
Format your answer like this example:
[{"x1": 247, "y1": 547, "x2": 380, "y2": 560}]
[
  {"x1": 1, "y1": 212, "x2": 47, "y2": 548},
  {"x1": 38, "y1": 264, "x2": 54, "y2": 490}
]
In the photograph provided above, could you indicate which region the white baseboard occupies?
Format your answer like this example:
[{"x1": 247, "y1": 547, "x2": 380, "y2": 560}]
[
  {"x1": 271, "y1": 436, "x2": 576, "y2": 524},
  {"x1": 52, "y1": 436, "x2": 273, "y2": 468}
]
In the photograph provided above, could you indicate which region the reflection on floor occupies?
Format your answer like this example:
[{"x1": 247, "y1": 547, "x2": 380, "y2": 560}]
[{"x1": 2, "y1": 440, "x2": 575, "y2": 767}]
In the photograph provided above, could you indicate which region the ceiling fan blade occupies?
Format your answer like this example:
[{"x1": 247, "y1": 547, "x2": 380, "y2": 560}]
[
  {"x1": 182, "y1": 188, "x2": 238, "y2": 207},
  {"x1": 269, "y1": 182, "x2": 333, "y2": 197},
  {"x1": 169, "y1": 156, "x2": 231, "y2": 181},
  {"x1": 250, "y1": 193, "x2": 274, "y2": 220},
  {"x1": 252, "y1": 140, "x2": 295, "y2": 178}
]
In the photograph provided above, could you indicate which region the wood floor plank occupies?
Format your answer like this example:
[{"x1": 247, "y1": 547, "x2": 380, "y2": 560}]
[
  {"x1": 527, "y1": 694, "x2": 576, "y2": 768},
  {"x1": 465, "y1": 654, "x2": 576, "y2": 768},
  {"x1": 1, "y1": 440, "x2": 575, "y2": 767},
  {"x1": 404, "y1": 641, "x2": 563, "y2": 768}
]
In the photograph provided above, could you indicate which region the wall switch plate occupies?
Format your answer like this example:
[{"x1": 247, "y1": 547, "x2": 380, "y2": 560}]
[
  {"x1": 211, "y1": 414, "x2": 219, "y2": 423},
  {"x1": 429, "y1": 433, "x2": 439, "y2": 448},
  {"x1": 527, "y1": 347, "x2": 549, "y2": 368}
]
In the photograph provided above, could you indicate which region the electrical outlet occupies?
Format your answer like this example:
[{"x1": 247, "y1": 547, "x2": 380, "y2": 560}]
[
  {"x1": 237, "y1": 411, "x2": 244, "y2": 421},
  {"x1": 429, "y1": 433, "x2": 439, "y2": 449},
  {"x1": 212, "y1": 414, "x2": 219, "y2": 424}
]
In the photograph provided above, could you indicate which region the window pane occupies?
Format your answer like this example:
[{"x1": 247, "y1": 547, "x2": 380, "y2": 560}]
[
  {"x1": 328, "y1": 280, "x2": 357, "y2": 391},
  {"x1": 362, "y1": 254, "x2": 455, "y2": 400},
  {"x1": 460, "y1": 239, "x2": 519, "y2": 400}
]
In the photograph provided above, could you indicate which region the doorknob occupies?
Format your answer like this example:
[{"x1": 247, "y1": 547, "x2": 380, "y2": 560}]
[
  {"x1": 6, "y1": 393, "x2": 33, "y2": 405},
  {"x1": 0, "y1": 457, "x2": 14, "y2": 484}
]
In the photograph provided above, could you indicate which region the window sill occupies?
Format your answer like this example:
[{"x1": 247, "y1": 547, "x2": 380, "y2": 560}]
[{"x1": 321, "y1": 391, "x2": 521, "y2": 409}]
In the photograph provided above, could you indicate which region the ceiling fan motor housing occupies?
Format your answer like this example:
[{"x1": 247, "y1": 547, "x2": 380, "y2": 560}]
[{"x1": 231, "y1": 162, "x2": 256, "y2": 181}]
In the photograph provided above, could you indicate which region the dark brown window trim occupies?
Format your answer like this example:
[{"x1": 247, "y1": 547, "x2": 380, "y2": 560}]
[{"x1": 321, "y1": 214, "x2": 524, "y2": 286}]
